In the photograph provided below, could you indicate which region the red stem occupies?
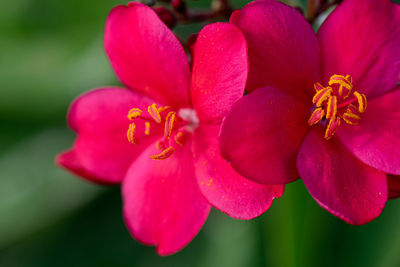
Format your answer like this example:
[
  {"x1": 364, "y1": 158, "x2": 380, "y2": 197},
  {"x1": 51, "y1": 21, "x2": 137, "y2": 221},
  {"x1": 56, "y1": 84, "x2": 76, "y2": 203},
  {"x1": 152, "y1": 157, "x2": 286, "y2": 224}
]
[{"x1": 337, "y1": 97, "x2": 357, "y2": 109}]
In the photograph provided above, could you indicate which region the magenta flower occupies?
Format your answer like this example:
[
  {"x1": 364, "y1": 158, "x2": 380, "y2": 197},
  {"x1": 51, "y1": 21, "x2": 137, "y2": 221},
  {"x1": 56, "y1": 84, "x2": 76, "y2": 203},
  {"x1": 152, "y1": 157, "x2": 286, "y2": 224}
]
[
  {"x1": 57, "y1": 2, "x2": 283, "y2": 255},
  {"x1": 221, "y1": 0, "x2": 400, "y2": 224}
]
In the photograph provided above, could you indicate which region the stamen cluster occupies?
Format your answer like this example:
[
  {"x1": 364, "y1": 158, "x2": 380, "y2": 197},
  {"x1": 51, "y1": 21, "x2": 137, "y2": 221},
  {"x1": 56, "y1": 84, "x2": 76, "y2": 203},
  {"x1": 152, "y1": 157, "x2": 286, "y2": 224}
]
[
  {"x1": 127, "y1": 103, "x2": 186, "y2": 160},
  {"x1": 308, "y1": 74, "x2": 367, "y2": 139}
]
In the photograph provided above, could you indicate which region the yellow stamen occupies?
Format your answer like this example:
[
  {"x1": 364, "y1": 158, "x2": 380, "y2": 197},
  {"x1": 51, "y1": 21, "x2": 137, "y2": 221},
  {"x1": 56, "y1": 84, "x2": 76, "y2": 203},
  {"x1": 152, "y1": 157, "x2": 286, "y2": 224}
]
[
  {"x1": 151, "y1": 146, "x2": 175, "y2": 160},
  {"x1": 309, "y1": 74, "x2": 367, "y2": 140},
  {"x1": 342, "y1": 112, "x2": 360, "y2": 125},
  {"x1": 343, "y1": 110, "x2": 361, "y2": 120},
  {"x1": 126, "y1": 104, "x2": 192, "y2": 161},
  {"x1": 174, "y1": 132, "x2": 185, "y2": 146},
  {"x1": 148, "y1": 103, "x2": 161, "y2": 123},
  {"x1": 326, "y1": 95, "x2": 337, "y2": 119},
  {"x1": 308, "y1": 107, "x2": 325, "y2": 126},
  {"x1": 164, "y1": 111, "x2": 176, "y2": 138},
  {"x1": 144, "y1": 121, "x2": 151, "y2": 135},
  {"x1": 158, "y1": 106, "x2": 170, "y2": 113},
  {"x1": 329, "y1": 75, "x2": 353, "y2": 97},
  {"x1": 127, "y1": 108, "x2": 142, "y2": 120},
  {"x1": 324, "y1": 117, "x2": 341, "y2": 140},
  {"x1": 127, "y1": 123, "x2": 137, "y2": 144},
  {"x1": 313, "y1": 87, "x2": 332, "y2": 107},
  {"x1": 314, "y1": 82, "x2": 324, "y2": 92},
  {"x1": 329, "y1": 74, "x2": 352, "y2": 85},
  {"x1": 353, "y1": 91, "x2": 367, "y2": 113}
]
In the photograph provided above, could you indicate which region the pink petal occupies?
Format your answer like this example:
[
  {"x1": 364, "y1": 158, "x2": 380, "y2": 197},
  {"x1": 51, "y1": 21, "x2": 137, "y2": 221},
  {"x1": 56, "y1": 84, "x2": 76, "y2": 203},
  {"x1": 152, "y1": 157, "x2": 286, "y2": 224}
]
[
  {"x1": 190, "y1": 22, "x2": 248, "y2": 123},
  {"x1": 57, "y1": 88, "x2": 159, "y2": 184},
  {"x1": 230, "y1": 0, "x2": 320, "y2": 101},
  {"x1": 105, "y1": 2, "x2": 191, "y2": 108},
  {"x1": 388, "y1": 175, "x2": 400, "y2": 199},
  {"x1": 220, "y1": 87, "x2": 309, "y2": 185},
  {"x1": 337, "y1": 88, "x2": 400, "y2": 175},
  {"x1": 318, "y1": 0, "x2": 400, "y2": 99},
  {"x1": 297, "y1": 128, "x2": 387, "y2": 225},
  {"x1": 192, "y1": 124, "x2": 284, "y2": 219},
  {"x1": 56, "y1": 150, "x2": 113, "y2": 185},
  {"x1": 122, "y1": 139, "x2": 210, "y2": 256}
]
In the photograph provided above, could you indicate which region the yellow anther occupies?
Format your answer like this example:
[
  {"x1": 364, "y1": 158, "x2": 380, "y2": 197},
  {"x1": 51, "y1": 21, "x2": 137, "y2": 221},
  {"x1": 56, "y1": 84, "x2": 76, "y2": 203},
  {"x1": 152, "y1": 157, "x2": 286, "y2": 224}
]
[
  {"x1": 345, "y1": 75, "x2": 352, "y2": 84},
  {"x1": 326, "y1": 95, "x2": 337, "y2": 119},
  {"x1": 174, "y1": 132, "x2": 185, "y2": 146},
  {"x1": 342, "y1": 111, "x2": 360, "y2": 125},
  {"x1": 151, "y1": 146, "x2": 175, "y2": 160},
  {"x1": 127, "y1": 123, "x2": 137, "y2": 144},
  {"x1": 126, "y1": 104, "x2": 187, "y2": 160},
  {"x1": 308, "y1": 108, "x2": 325, "y2": 126},
  {"x1": 329, "y1": 74, "x2": 352, "y2": 86},
  {"x1": 353, "y1": 91, "x2": 367, "y2": 113},
  {"x1": 164, "y1": 111, "x2": 176, "y2": 138},
  {"x1": 145, "y1": 121, "x2": 151, "y2": 135},
  {"x1": 127, "y1": 108, "x2": 143, "y2": 120},
  {"x1": 148, "y1": 103, "x2": 161, "y2": 123},
  {"x1": 329, "y1": 74, "x2": 353, "y2": 97},
  {"x1": 314, "y1": 82, "x2": 324, "y2": 92},
  {"x1": 158, "y1": 106, "x2": 170, "y2": 113},
  {"x1": 343, "y1": 106, "x2": 361, "y2": 119},
  {"x1": 342, "y1": 104, "x2": 360, "y2": 125},
  {"x1": 310, "y1": 74, "x2": 367, "y2": 140},
  {"x1": 325, "y1": 117, "x2": 341, "y2": 140},
  {"x1": 344, "y1": 112, "x2": 360, "y2": 120},
  {"x1": 346, "y1": 104, "x2": 358, "y2": 114},
  {"x1": 312, "y1": 87, "x2": 332, "y2": 107}
]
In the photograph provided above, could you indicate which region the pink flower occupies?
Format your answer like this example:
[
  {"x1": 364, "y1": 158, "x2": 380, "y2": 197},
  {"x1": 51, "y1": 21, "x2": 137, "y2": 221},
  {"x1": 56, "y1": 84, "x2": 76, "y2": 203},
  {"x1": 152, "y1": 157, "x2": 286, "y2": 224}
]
[
  {"x1": 56, "y1": 2, "x2": 283, "y2": 255},
  {"x1": 220, "y1": 0, "x2": 400, "y2": 224}
]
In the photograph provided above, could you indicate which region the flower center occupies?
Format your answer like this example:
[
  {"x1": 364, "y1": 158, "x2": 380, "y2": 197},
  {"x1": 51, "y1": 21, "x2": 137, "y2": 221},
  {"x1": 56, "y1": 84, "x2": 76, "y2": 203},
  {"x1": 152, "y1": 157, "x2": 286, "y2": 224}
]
[
  {"x1": 126, "y1": 103, "x2": 198, "y2": 160},
  {"x1": 308, "y1": 74, "x2": 367, "y2": 139}
]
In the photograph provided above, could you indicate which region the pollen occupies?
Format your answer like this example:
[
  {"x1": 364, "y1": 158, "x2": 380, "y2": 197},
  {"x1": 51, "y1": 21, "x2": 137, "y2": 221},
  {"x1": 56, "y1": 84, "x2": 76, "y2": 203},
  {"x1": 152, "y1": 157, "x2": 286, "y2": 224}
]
[
  {"x1": 151, "y1": 146, "x2": 175, "y2": 160},
  {"x1": 174, "y1": 132, "x2": 186, "y2": 146},
  {"x1": 148, "y1": 103, "x2": 162, "y2": 123},
  {"x1": 127, "y1": 123, "x2": 137, "y2": 144},
  {"x1": 127, "y1": 108, "x2": 143, "y2": 120},
  {"x1": 126, "y1": 103, "x2": 193, "y2": 160},
  {"x1": 164, "y1": 111, "x2": 176, "y2": 138},
  {"x1": 144, "y1": 121, "x2": 151, "y2": 135},
  {"x1": 308, "y1": 74, "x2": 367, "y2": 140}
]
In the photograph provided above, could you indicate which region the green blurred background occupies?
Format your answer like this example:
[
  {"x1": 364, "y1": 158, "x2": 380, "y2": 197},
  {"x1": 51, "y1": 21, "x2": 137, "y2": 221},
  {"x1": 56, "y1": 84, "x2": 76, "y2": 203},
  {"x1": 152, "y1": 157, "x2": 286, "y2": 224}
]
[{"x1": 0, "y1": 0, "x2": 399, "y2": 266}]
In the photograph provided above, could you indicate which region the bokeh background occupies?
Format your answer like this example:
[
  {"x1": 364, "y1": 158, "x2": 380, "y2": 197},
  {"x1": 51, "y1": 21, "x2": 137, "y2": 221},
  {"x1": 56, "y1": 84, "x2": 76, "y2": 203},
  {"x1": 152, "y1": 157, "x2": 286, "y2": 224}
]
[{"x1": 0, "y1": 0, "x2": 399, "y2": 266}]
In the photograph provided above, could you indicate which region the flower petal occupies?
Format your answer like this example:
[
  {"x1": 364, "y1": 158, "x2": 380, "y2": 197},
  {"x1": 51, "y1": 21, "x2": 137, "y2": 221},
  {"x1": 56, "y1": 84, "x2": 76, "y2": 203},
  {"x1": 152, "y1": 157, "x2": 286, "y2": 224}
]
[
  {"x1": 190, "y1": 22, "x2": 248, "y2": 123},
  {"x1": 105, "y1": 2, "x2": 191, "y2": 107},
  {"x1": 193, "y1": 125, "x2": 284, "y2": 219},
  {"x1": 56, "y1": 88, "x2": 159, "y2": 184},
  {"x1": 388, "y1": 175, "x2": 400, "y2": 199},
  {"x1": 56, "y1": 150, "x2": 110, "y2": 185},
  {"x1": 297, "y1": 127, "x2": 387, "y2": 225},
  {"x1": 220, "y1": 87, "x2": 309, "y2": 185},
  {"x1": 230, "y1": 0, "x2": 321, "y2": 101},
  {"x1": 122, "y1": 138, "x2": 210, "y2": 256},
  {"x1": 318, "y1": 0, "x2": 400, "y2": 99},
  {"x1": 337, "y1": 88, "x2": 400, "y2": 175}
]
